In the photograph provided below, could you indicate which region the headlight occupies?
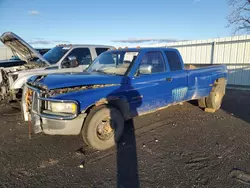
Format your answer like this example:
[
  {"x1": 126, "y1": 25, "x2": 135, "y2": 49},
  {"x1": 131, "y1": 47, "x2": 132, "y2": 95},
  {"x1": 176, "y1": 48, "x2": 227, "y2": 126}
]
[{"x1": 48, "y1": 102, "x2": 77, "y2": 114}]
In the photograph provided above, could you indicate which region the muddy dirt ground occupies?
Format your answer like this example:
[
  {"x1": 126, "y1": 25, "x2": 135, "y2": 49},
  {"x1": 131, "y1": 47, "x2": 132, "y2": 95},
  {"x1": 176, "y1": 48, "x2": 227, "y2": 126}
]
[{"x1": 0, "y1": 89, "x2": 250, "y2": 188}]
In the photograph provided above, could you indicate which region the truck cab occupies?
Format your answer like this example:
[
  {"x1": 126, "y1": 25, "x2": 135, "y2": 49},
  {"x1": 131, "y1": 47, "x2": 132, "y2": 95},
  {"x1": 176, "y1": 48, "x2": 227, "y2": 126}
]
[{"x1": 22, "y1": 48, "x2": 227, "y2": 151}]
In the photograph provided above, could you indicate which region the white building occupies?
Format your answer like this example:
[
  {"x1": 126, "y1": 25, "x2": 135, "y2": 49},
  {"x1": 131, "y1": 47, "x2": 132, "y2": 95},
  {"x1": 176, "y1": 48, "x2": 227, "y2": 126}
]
[
  {"x1": 0, "y1": 46, "x2": 13, "y2": 60},
  {"x1": 121, "y1": 35, "x2": 250, "y2": 87}
]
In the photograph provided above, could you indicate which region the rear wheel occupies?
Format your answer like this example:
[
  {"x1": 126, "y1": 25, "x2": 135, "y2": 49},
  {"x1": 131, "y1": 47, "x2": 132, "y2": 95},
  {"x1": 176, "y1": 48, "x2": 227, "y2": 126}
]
[
  {"x1": 198, "y1": 97, "x2": 207, "y2": 108},
  {"x1": 206, "y1": 79, "x2": 226, "y2": 111},
  {"x1": 81, "y1": 105, "x2": 124, "y2": 151}
]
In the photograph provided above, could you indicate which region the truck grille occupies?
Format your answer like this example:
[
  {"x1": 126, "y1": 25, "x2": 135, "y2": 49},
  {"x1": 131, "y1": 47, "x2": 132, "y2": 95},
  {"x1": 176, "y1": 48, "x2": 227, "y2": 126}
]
[
  {"x1": 23, "y1": 85, "x2": 78, "y2": 121},
  {"x1": 25, "y1": 87, "x2": 40, "y2": 114},
  {"x1": 32, "y1": 91, "x2": 39, "y2": 113},
  {"x1": 25, "y1": 88, "x2": 33, "y2": 112}
]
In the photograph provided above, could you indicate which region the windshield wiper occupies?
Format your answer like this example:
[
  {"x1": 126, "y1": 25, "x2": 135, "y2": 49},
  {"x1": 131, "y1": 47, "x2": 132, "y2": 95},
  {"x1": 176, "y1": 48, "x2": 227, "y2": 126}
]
[
  {"x1": 93, "y1": 69, "x2": 120, "y2": 75},
  {"x1": 93, "y1": 70, "x2": 109, "y2": 74}
]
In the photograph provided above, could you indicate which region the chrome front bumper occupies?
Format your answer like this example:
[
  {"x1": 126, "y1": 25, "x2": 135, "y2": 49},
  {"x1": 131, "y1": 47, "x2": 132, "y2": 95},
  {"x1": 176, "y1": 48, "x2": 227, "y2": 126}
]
[
  {"x1": 22, "y1": 84, "x2": 86, "y2": 135},
  {"x1": 31, "y1": 112, "x2": 86, "y2": 135}
]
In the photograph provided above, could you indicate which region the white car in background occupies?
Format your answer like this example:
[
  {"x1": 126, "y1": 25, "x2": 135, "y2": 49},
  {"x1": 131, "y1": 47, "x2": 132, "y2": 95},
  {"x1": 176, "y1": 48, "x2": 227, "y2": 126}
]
[{"x1": 0, "y1": 32, "x2": 113, "y2": 103}]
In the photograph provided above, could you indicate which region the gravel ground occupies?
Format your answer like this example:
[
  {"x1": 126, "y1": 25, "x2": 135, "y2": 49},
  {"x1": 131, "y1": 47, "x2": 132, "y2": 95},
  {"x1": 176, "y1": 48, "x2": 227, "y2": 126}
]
[{"x1": 0, "y1": 89, "x2": 250, "y2": 188}]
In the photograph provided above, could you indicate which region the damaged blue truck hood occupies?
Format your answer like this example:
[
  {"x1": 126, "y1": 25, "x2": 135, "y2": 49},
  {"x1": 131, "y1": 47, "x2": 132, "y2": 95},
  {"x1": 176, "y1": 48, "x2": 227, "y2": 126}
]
[{"x1": 28, "y1": 73, "x2": 126, "y2": 90}]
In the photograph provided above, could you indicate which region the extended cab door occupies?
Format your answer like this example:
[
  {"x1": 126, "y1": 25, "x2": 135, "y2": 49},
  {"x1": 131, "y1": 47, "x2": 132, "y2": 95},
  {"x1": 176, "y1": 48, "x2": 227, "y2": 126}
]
[
  {"x1": 130, "y1": 51, "x2": 172, "y2": 115},
  {"x1": 163, "y1": 50, "x2": 188, "y2": 103}
]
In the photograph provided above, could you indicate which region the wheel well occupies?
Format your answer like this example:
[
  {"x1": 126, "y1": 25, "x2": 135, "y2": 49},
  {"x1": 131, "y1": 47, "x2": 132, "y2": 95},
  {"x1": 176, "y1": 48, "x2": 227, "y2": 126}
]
[
  {"x1": 215, "y1": 77, "x2": 226, "y2": 85},
  {"x1": 213, "y1": 77, "x2": 226, "y2": 95},
  {"x1": 84, "y1": 104, "x2": 96, "y2": 116},
  {"x1": 82, "y1": 99, "x2": 131, "y2": 121}
]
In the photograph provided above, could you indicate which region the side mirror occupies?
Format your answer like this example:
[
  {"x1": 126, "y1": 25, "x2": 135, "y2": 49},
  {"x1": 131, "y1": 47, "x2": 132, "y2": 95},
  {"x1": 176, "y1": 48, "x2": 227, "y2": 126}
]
[
  {"x1": 61, "y1": 56, "x2": 78, "y2": 68},
  {"x1": 139, "y1": 65, "x2": 152, "y2": 75}
]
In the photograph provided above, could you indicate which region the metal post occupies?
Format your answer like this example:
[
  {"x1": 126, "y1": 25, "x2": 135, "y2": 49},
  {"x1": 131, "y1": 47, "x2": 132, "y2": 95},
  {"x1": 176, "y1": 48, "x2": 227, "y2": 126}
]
[{"x1": 210, "y1": 41, "x2": 216, "y2": 64}]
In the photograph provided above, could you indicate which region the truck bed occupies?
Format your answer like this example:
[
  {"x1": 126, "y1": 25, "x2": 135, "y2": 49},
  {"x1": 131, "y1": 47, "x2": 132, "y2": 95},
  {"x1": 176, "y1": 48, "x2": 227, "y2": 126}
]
[
  {"x1": 185, "y1": 64, "x2": 221, "y2": 70},
  {"x1": 184, "y1": 64, "x2": 227, "y2": 100}
]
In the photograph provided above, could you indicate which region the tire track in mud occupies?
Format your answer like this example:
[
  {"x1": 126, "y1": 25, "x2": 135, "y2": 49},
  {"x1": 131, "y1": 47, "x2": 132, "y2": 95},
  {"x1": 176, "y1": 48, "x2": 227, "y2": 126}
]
[
  {"x1": 230, "y1": 169, "x2": 250, "y2": 185},
  {"x1": 169, "y1": 152, "x2": 223, "y2": 187}
]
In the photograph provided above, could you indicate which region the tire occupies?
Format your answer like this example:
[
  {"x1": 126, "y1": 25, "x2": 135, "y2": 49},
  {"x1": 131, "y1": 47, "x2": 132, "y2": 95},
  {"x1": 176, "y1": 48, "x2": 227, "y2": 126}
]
[
  {"x1": 198, "y1": 97, "x2": 207, "y2": 108},
  {"x1": 206, "y1": 81, "x2": 225, "y2": 111},
  {"x1": 81, "y1": 105, "x2": 124, "y2": 151}
]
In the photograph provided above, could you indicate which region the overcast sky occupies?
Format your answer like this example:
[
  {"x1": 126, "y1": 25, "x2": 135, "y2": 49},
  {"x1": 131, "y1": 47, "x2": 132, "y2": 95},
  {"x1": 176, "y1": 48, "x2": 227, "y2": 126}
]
[{"x1": 0, "y1": 0, "x2": 230, "y2": 47}]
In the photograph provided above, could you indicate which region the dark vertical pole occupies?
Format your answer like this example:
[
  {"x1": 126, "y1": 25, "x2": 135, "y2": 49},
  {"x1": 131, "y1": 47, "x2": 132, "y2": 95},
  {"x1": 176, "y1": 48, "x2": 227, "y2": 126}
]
[{"x1": 210, "y1": 41, "x2": 216, "y2": 64}]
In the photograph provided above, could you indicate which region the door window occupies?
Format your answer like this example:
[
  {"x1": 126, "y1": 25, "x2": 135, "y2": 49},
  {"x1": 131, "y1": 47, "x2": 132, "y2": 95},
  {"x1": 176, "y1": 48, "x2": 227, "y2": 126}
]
[
  {"x1": 64, "y1": 48, "x2": 92, "y2": 66},
  {"x1": 139, "y1": 51, "x2": 166, "y2": 74}
]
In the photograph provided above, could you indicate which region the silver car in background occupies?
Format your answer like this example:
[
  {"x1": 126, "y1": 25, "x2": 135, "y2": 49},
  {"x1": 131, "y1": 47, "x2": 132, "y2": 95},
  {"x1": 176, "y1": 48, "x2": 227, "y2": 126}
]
[{"x1": 0, "y1": 32, "x2": 113, "y2": 103}]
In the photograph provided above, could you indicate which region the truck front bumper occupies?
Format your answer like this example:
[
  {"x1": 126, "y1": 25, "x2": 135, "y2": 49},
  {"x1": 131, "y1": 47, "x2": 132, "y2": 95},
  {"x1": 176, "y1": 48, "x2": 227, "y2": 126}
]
[
  {"x1": 31, "y1": 113, "x2": 87, "y2": 135},
  {"x1": 22, "y1": 84, "x2": 87, "y2": 135}
]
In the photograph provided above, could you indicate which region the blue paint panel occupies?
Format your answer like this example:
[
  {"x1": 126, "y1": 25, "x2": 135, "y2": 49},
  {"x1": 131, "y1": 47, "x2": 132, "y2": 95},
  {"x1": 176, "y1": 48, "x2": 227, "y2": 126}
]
[
  {"x1": 172, "y1": 87, "x2": 188, "y2": 101},
  {"x1": 29, "y1": 73, "x2": 126, "y2": 90},
  {"x1": 29, "y1": 48, "x2": 228, "y2": 118}
]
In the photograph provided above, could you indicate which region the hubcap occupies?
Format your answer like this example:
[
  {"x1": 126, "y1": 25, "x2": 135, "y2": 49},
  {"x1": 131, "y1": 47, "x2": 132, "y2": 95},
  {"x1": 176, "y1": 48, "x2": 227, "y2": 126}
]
[{"x1": 96, "y1": 117, "x2": 115, "y2": 140}]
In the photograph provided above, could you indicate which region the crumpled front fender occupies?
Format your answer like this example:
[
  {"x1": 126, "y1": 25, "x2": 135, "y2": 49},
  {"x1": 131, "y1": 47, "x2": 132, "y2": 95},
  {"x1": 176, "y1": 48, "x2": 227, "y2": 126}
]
[{"x1": 12, "y1": 76, "x2": 29, "y2": 90}]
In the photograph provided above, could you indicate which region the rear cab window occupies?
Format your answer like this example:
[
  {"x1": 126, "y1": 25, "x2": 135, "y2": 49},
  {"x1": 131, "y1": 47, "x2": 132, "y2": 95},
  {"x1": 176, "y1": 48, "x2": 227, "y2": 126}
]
[
  {"x1": 164, "y1": 51, "x2": 183, "y2": 71},
  {"x1": 95, "y1": 48, "x2": 109, "y2": 56}
]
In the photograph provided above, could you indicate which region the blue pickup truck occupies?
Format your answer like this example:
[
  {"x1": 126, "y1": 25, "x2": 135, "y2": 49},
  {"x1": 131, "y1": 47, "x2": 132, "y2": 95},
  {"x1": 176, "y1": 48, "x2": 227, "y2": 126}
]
[{"x1": 22, "y1": 48, "x2": 227, "y2": 150}]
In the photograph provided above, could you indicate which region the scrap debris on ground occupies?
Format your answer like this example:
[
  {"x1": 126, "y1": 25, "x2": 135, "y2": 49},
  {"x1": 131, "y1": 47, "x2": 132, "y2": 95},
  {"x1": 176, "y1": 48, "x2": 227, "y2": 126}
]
[{"x1": 0, "y1": 89, "x2": 250, "y2": 187}]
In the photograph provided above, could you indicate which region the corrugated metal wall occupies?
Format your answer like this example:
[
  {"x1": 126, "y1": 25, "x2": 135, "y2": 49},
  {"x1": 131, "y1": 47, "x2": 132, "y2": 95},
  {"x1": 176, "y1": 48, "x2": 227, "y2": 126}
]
[
  {"x1": 0, "y1": 46, "x2": 13, "y2": 60},
  {"x1": 166, "y1": 35, "x2": 250, "y2": 86}
]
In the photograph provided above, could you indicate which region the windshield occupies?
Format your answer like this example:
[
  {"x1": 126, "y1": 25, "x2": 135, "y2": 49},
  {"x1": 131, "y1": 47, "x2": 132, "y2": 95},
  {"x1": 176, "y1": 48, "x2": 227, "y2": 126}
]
[
  {"x1": 87, "y1": 51, "x2": 139, "y2": 75},
  {"x1": 42, "y1": 46, "x2": 69, "y2": 64}
]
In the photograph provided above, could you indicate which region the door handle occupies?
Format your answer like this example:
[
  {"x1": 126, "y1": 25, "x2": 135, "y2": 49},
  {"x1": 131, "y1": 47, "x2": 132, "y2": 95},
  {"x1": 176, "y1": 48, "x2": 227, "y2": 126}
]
[{"x1": 166, "y1": 77, "x2": 173, "y2": 82}]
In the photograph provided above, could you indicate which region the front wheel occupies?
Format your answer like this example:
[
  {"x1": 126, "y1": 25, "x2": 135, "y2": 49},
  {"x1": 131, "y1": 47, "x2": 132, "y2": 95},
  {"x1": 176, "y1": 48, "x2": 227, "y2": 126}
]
[{"x1": 81, "y1": 105, "x2": 124, "y2": 151}]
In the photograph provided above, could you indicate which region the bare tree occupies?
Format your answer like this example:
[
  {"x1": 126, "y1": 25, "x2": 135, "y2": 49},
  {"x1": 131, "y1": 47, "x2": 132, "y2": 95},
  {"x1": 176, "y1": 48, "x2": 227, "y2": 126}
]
[{"x1": 228, "y1": 0, "x2": 250, "y2": 34}]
